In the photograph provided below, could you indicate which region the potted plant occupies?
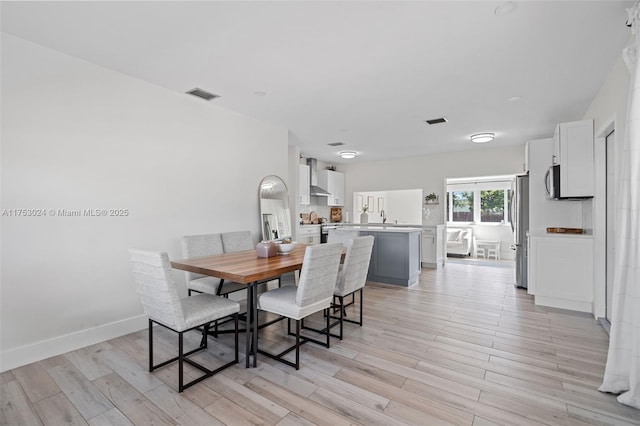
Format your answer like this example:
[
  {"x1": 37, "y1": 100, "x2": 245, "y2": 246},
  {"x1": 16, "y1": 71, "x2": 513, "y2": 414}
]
[{"x1": 425, "y1": 193, "x2": 439, "y2": 205}]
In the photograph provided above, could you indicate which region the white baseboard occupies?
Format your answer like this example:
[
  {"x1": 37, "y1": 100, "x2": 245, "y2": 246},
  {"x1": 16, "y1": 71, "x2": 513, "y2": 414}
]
[
  {"x1": 534, "y1": 295, "x2": 592, "y2": 313},
  {"x1": 0, "y1": 314, "x2": 147, "y2": 372}
]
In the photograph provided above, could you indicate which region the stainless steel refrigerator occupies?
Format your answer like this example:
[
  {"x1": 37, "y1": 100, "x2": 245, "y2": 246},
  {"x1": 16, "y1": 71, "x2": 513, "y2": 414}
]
[{"x1": 510, "y1": 174, "x2": 529, "y2": 288}]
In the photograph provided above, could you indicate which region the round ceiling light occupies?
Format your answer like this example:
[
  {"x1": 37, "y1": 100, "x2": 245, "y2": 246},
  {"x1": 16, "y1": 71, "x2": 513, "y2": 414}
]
[
  {"x1": 495, "y1": 1, "x2": 517, "y2": 16},
  {"x1": 339, "y1": 151, "x2": 357, "y2": 159},
  {"x1": 470, "y1": 133, "x2": 495, "y2": 143}
]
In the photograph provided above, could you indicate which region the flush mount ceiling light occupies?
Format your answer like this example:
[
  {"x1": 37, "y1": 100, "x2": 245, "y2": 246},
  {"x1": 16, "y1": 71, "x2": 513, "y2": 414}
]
[
  {"x1": 470, "y1": 133, "x2": 495, "y2": 143},
  {"x1": 495, "y1": 1, "x2": 517, "y2": 16},
  {"x1": 339, "y1": 151, "x2": 357, "y2": 159}
]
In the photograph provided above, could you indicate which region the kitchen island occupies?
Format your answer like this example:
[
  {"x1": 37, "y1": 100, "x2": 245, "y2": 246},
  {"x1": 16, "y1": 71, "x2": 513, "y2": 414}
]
[{"x1": 330, "y1": 226, "x2": 421, "y2": 286}]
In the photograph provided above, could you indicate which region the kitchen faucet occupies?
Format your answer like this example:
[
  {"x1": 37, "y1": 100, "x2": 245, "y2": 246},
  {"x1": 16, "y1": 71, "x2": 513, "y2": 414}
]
[{"x1": 380, "y1": 209, "x2": 387, "y2": 223}]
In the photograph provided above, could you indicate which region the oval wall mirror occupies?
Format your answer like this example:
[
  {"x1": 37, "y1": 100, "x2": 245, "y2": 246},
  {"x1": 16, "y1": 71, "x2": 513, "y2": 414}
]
[{"x1": 259, "y1": 175, "x2": 292, "y2": 241}]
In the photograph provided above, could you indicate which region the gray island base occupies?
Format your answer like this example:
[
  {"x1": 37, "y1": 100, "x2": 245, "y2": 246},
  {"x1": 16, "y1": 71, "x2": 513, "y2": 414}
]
[{"x1": 329, "y1": 227, "x2": 421, "y2": 287}]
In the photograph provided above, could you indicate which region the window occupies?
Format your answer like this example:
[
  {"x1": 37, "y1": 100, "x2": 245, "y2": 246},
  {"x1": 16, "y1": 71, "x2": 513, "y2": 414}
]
[
  {"x1": 480, "y1": 189, "x2": 506, "y2": 223},
  {"x1": 446, "y1": 176, "x2": 513, "y2": 224},
  {"x1": 448, "y1": 191, "x2": 474, "y2": 222}
]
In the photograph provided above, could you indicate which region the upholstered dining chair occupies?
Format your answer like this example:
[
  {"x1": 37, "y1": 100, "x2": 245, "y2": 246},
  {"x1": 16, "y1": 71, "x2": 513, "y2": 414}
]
[
  {"x1": 329, "y1": 235, "x2": 374, "y2": 339},
  {"x1": 181, "y1": 234, "x2": 245, "y2": 297},
  {"x1": 221, "y1": 230, "x2": 281, "y2": 289},
  {"x1": 256, "y1": 243, "x2": 343, "y2": 370},
  {"x1": 327, "y1": 229, "x2": 359, "y2": 246},
  {"x1": 221, "y1": 230, "x2": 254, "y2": 253},
  {"x1": 130, "y1": 249, "x2": 240, "y2": 392}
]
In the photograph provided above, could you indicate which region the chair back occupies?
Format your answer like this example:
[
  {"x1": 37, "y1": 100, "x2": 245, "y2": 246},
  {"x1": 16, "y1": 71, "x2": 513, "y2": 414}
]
[
  {"x1": 327, "y1": 229, "x2": 359, "y2": 247},
  {"x1": 181, "y1": 234, "x2": 224, "y2": 282},
  {"x1": 335, "y1": 236, "x2": 374, "y2": 296},
  {"x1": 130, "y1": 249, "x2": 185, "y2": 329},
  {"x1": 221, "y1": 231, "x2": 254, "y2": 253},
  {"x1": 296, "y1": 243, "x2": 343, "y2": 307}
]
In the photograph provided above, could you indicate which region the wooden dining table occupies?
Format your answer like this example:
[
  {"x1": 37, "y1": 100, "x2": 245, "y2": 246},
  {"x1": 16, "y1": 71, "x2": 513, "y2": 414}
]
[{"x1": 171, "y1": 243, "x2": 313, "y2": 368}]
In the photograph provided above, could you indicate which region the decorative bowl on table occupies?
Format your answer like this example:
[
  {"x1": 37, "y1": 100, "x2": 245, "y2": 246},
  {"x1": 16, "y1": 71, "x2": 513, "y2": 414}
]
[{"x1": 277, "y1": 241, "x2": 297, "y2": 255}]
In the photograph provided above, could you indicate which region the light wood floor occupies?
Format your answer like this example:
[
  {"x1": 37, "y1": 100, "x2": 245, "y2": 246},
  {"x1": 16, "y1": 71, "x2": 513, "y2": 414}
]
[{"x1": 3, "y1": 261, "x2": 639, "y2": 425}]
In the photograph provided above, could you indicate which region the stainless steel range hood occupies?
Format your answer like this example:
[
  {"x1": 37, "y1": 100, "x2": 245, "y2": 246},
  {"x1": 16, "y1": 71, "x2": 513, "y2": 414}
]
[{"x1": 307, "y1": 158, "x2": 331, "y2": 197}]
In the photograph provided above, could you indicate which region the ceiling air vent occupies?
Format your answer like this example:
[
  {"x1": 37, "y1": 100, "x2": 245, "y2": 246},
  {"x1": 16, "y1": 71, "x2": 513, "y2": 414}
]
[
  {"x1": 425, "y1": 117, "x2": 448, "y2": 125},
  {"x1": 186, "y1": 88, "x2": 220, "y2": 101},
  {"x1": 328, "y1": 142, "x2": 345, "y2": 146}
]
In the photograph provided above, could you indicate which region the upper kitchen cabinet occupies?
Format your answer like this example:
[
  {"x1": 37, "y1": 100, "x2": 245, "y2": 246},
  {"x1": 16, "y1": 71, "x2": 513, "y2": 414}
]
[
  {"x1": 318, "y1": 170, "x2": 345, "y2": 206},
  {"x1": 552, "y1": 119, "x2": 594, "y2": 197},
  {"x1": 299, "y1": 164, "x2": 310, "y2": 205}
]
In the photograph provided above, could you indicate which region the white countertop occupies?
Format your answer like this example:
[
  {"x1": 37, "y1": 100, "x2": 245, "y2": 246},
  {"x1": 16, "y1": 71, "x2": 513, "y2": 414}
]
[
  {"x1": 528, "y1": 231, "x2": 593, "y2": 238},
  {"x1": 336, "y1": 222, "x2": 423, "y2": 228},
  {"x1": 334, "y1": 226, "x2": 422, "y2": 233}
]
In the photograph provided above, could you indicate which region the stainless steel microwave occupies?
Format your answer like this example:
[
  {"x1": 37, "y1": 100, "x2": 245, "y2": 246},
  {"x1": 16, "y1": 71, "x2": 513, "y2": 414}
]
[
  {"x1": 545, "y1": 164, "x2": 593, "y2": 200},
  {"x1": 545, "y1": 164, "x2": 561, "y2": 199}
]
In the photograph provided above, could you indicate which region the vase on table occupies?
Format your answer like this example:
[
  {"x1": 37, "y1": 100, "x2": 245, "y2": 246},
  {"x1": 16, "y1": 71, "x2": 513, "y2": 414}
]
[{"x1": 360, "y1": 212, "x2": 368, "y2": 224}]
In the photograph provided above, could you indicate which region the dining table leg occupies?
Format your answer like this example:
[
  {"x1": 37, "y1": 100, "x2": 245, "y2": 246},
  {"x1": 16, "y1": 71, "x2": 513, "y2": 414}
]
[
  {"x1": 253, "y1": 282, "x2": 259, "y2": 367},
  {"x1": 245, "y1": 284, "x2": 253, "y2": 368}
]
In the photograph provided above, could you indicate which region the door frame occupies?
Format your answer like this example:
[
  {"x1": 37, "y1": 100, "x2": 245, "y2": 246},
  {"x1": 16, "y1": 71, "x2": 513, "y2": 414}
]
[{"x1": 592, "y1": 119, "x2": 616, "y2": 321}]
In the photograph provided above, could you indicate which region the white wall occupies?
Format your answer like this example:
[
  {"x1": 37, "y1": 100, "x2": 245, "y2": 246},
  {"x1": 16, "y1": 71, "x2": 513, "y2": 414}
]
[
  {"x1": 582, "y1": 55, "x2": 631, "y2": 319},
  {"x1": 342, "y1": 145, "x2": 526, "y2": 226},
  {"x1": 352, "y1": 189, "x2": 422, "y2": 225},
  {"x1": 0, "y1": 35, "x2": 289, "y2": 371}
]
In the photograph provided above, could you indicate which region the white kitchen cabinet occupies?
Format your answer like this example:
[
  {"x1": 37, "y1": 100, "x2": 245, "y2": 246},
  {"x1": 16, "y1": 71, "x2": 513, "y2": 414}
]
[
  {"x1": 421, "y1": 225, "x2": 444, "y2": 268},
  {"x1": 552, "y1": 119, "x2": 594, "y2": 197},
  {"x1": 318, "y1": 170, "x2": 345, "y2": 206},
  {"x1": 299, "y1": 164, "x2": 310, "y2": 205},
  {"x1": 527, "y1": 139, "x2": 583, "y2": 234},
  {"x1": 297, "y1": 225, "x2": 320, "y2": 245},
  {"x1": 529, "y1": 234, "x2": 593, "y2": 313}
]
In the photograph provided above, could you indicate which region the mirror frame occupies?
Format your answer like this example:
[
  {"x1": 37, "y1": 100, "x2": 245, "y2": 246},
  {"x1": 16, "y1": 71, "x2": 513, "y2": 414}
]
[{"x1": 259, "y1": 175, "x2": 292, "y2": 242}]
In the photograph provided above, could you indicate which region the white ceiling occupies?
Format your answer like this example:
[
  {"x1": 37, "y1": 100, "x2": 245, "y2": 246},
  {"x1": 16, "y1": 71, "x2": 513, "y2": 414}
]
[{"x1": 1, "y1": 1, "x2": 634, "y2": 163}]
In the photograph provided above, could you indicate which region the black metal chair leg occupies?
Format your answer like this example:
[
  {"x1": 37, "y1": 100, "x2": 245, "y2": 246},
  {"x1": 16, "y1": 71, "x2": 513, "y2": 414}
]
[
  {"x1": 326, "y1": 305, "x2": 331, "y2": 347},
  {"x1": 148, "y1": 319, "x2": 153, "y2": 372},
  {"x1": 295, "y1": 320, "x2": 300, "y2": 370},
  {"x1": 340, "y1": 296, "x2": 344, "y2": 340},
  {"x1": 178, "y1": 332, "x2": 184, "y2": 392},
  {"x1": 234, "y1": 314, "x2": 239, "y2": 363},
  {"x1": 359, "y1": 288, "x2": 363, "y2": 326},
  {"x1": 202, "y1": 323, "x2": 209, "y2": 348}
]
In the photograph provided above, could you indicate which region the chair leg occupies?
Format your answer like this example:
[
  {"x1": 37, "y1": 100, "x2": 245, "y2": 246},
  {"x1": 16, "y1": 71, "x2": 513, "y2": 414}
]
[
  {"x1": 178, "y1": 331, "x2": 184, "y2": 392},
  {"x1": 295, "y1": 320, "x2": 300, "y2": 370},
  {"x1": 202, "y1": 323, "x2": 209, "y2": 348},
  {"x1": 326, "y1": 304, "x2": 331, "y2": 347},
  {"x1": 339, "y1": 296, "x2": 344, "y2": 340},
  {"x1": 148, "y1": 319, "x2": 154, "y2": 372},
  {"x1": 234, "y1": 314, "x2": 239, "y2": 363},
  {"x1": 359, "y1": 288, "x2": 364, "y2": 327}
]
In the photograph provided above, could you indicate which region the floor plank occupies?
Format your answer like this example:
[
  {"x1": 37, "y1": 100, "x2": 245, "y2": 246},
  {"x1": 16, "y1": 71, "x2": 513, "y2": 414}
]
[
  {"x1": 0, "y1": 380, "x2": 43, "y2": 426},
  {"x1": 47, "y1": 364, "x2": 113, "y2": 420}
]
